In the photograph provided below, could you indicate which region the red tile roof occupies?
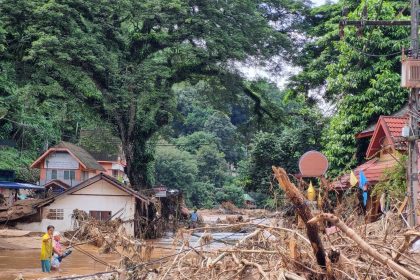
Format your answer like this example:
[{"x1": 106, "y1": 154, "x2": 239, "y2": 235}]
[
  {"x1": 355, "y1": 105, "x2": 408, "y2": 138},
  {"x1": 381, "y1": 116, "x2": 408, "y2": 138},
  {"x1": 366, "y1": 116, "x2": 408, "y2": 158},
  {"x1": 330, "y1": 157, "x2": 398, "y2": 190}
]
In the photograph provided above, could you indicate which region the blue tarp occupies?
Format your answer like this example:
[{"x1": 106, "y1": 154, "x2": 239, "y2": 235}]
[{"x1": 0, "y1": 181, "x2": 43, "y2": 190}]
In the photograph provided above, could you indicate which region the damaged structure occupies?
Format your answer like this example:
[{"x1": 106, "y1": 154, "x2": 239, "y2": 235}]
[{"x1": 11, "y1": 173, "x2": 150, "y2": 236}]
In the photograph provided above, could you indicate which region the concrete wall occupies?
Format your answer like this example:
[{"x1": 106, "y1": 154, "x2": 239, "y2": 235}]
[{"x1": 16, "y1": 180, "x2": 136, "y2": 235}]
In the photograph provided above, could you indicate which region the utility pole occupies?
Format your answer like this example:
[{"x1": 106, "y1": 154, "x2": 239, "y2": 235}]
[
  {"x1": 340, "y1": 0, "x2": 420, "y2": 226},
  {"x1": 407, "y1": 0, "x2": 419, "y2": 227}
]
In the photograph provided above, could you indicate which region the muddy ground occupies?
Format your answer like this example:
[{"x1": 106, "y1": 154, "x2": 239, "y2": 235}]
[{"x1": 0, "y1": 209, "x2": 269, "y2": 280}]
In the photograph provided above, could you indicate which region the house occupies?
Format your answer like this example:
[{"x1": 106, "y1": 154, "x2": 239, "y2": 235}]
[
  {"x1": 331, "y1": 115, "x2": 416, "y2": 221},
  {"x1": 15, "y1": 173, "x2": 149, "y2": 236},
  {"x1": 0, "y1": 169, "x2": 44, "y2": 207},
  {"x1": 88, "y1": 150, "x2": 126, "y2": 181},
  {"x1": 332, "y1": 116, "x2": 409, "y2": 190},
  {"x1": 31, "y1": 141, "x2": 106, "y2": 187}
]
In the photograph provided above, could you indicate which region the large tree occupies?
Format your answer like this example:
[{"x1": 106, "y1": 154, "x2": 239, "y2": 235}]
[{"x1": 1, "y1": 0, "x2": 307, "y2": 189}]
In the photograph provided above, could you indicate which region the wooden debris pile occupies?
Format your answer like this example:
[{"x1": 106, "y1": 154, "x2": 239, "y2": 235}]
[
  {"x1": 69, "y1": 167, "x2": 420, "y2": 279},
  {"x1": 69, "y1": 209, "x2": 154, "y2": 262},
  {"x1": 119, "y1": 167, "x2": 420, "y2": 280}
]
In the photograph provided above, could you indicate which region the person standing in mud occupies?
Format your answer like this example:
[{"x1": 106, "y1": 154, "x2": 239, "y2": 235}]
[
  {"x1": 190, "y1": 208, "x2": 198, "y2": 229},
  {"x1": 40, "y1": 225, "x2": 54, "y2": 273}
]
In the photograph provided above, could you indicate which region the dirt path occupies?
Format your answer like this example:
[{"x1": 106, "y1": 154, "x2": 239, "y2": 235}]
[{"x1": 0, "y1": 236, "x2": 41, "y2": 250}]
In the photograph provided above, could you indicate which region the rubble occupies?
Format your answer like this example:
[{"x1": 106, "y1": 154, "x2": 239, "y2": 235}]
[{"x1": 0, "y1": 199, "x2": 44, "y2": 222}]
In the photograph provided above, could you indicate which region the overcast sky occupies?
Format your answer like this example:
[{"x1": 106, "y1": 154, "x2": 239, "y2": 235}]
[{"x1": 312, "y1": 0, "x2": 329, "y2": 6}]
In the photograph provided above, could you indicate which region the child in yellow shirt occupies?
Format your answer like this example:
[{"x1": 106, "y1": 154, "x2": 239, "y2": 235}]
[{"x1": 40, "y1": 225, "x2": 54, "y2": 273}]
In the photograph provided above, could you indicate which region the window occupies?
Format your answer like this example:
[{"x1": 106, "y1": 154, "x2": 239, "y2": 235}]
[
  {"x1": 82, "y1": 171, "x2": 88, "y2": 181},
  {"x1": 89, "y1": 211, "x2": 112, "y2": 221},
  {"x1": 64, "y1": 170, "x2": 75, "y2": 180},
  {"x1": 47, "y1": 209, "x2": 64, "y2": 220},
  {"x1": 112, "y1": 169, "x2": 119, "y2": 178},
  {"x1": 51, "y1": 170, "x2": 57, "y2": 180}
]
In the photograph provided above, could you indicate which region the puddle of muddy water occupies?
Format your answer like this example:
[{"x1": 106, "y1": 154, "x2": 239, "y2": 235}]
[
  {"x1": 1, "y1": 231, "x2": 250, "y2": 280},
  {"x1": 0, "y1": 245, "x2": 120, "y2": 280}
]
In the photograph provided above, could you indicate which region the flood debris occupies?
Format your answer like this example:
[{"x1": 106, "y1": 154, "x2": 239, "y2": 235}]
[
  {"x1": 58, "y1": 167, "x2": 420, "y2": 280},
  {"x1": 69, "y1": 209, "x2": 154, "y2": 262}
]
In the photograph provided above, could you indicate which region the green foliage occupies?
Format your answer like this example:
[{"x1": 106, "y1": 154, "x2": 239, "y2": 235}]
[
  {"x1": 78, "y1": 128, "x2": 120, "y2": 156},
  {"x1": 190, "y1": 181, "x2": 216, "y2": 209},
  {"x1": 289, "y1": 0, "x2": 409, "y2": 174},
  {"x1": 154, "y1": 145, "x2": 198, "y2": 198},
  {"x1": 0, "y1": 147, "x2": 39, "y2": 183},
  {"x1": 240, "y1": 121, "x2": 323, "y2": 194},
  {"x1": 0, "y1": 0, "x2": 307, "y2": 189},
  {"x1": 203, "y1": 112, "x2": 244, "y2": 164},
  {"x1": 175, "y1": 132, "x2": 220, "y2": 154},
  {"x1": 215, "y1": 184, "x2": 245, "y2": 207},
  {"x1": 373, "y1": 155, "x2": 407, "y2": 200},
  {"x1": 196, "y1": 144, "x2": 228, "y2": 188}
]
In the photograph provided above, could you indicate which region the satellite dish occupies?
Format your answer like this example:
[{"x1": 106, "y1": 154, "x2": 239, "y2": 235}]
[{"x1": 298, "y1": 151, "x2": 329, "y2": 177}]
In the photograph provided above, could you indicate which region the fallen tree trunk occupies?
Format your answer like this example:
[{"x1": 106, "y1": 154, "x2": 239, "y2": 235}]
[
  {"x1": 308, "y1": 213, "x2": 420, "y2": 280},
  {"x1": 272, "y1": 166, "x2": 327, "y2": 268}
]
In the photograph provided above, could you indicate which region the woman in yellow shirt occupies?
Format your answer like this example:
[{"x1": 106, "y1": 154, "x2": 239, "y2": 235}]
[{"x1": 41, "y1": 225, "x2": 54, "y2": 273}]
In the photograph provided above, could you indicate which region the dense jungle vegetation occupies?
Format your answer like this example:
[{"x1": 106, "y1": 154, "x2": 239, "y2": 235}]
[{"x1": 0, "y1": 0, "x2": 410, "y2": 207}]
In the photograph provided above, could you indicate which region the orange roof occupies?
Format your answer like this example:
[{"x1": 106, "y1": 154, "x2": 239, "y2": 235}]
[
  {"x1": 355, "y1": 105, "x2": 408, "y2": 139},
  {"x1": 331, "y1": 158, "x2": 398, "y2": 190},
  {"x1": 366, "y1": 116, "x2": 408, "y2": 158},
  {"x1": 331, "y1": 157, "x2": 398, "y2": 190},
  {"x1": 382, "y1": 116, "x2": 408, "y2": 138}
]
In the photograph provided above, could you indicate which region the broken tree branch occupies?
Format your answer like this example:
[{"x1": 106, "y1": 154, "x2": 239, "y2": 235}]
[
  {"x1": 272, "y1": 166, "x2": 327, "y2": 268},
  {"x1": 241, "y1": 258, "x2": 269, "y2": 280},
  {"x1": 309, "y1": 213, "x2": 420, "y2": 280}
]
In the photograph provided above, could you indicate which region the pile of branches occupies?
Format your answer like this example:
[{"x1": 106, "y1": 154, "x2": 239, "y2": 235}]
[
  {"x1": 69, "y1": 209, "x2": 154, "y2": 261},
  {"x1": 117, "y1": 167, "x2": 420, "y2": 280},
  {"x1": 68, "y1": 166, "x2": 420, "y2": 280},
  {"x1": 120, "y1": 213, "x2": 419, "y2": 279}
]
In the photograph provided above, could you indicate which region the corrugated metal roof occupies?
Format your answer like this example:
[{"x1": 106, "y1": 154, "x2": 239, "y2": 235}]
[
  {"x1": 0, "y1": 182, "x2": 44, "y2": 190},
  {"x1": 38, "y1": 173, "x2": 149, "y2": 207}
]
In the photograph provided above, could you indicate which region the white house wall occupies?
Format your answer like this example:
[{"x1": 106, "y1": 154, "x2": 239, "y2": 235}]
[{"x1": 16, "y1": 180, "x2": 136, "y2": 236}]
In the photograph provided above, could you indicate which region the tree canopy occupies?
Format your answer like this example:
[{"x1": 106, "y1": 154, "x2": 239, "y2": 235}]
[
  {"x1": 0, "y1": 0, "x2": 410, "y2": 209},
  {"x1": 0, "y1": 0, "x2": 310, "y2": 190}
]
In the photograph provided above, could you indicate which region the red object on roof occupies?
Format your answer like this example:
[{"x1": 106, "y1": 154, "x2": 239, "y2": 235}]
[
  {"x1": 330, "y1": 157, "x2": 398, "y2": 191},
  {"x1": 366, "y1": 116, "x2": 408, "y2": 158}
]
